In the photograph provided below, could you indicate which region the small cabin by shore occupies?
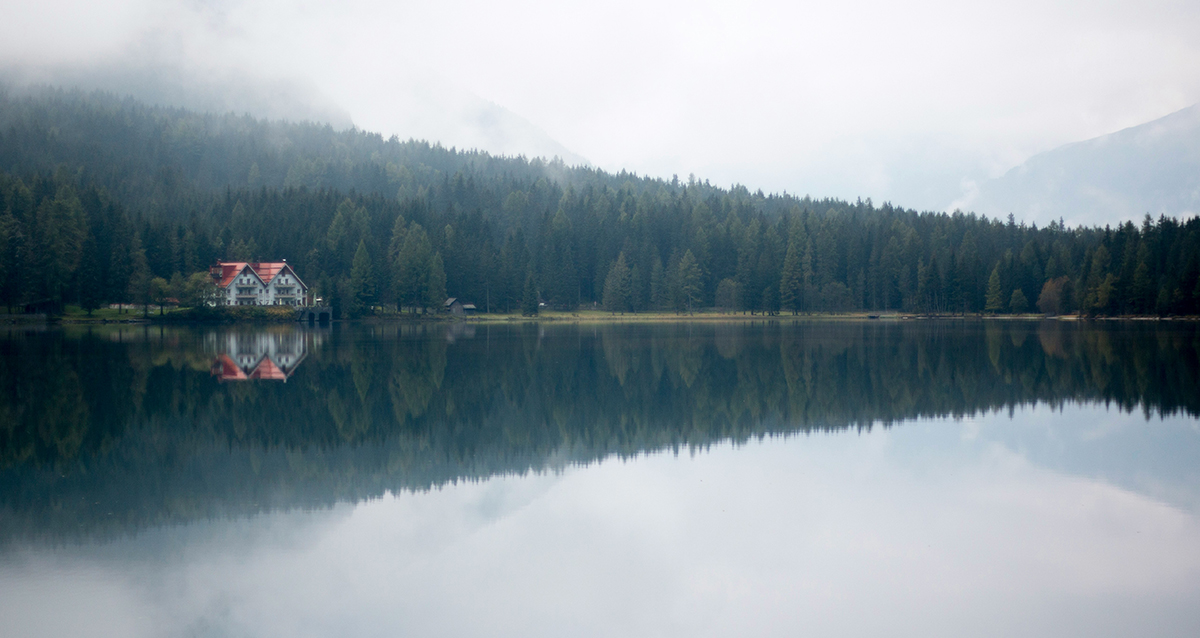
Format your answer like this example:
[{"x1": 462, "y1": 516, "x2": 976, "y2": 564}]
[{"x1": 444, "y1": 298, "x2": 477, "y2": 316}]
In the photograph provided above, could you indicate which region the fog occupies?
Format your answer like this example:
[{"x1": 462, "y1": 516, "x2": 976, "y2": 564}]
[{"x1": 2, "y1": 0, "x2": 1199, "y2": 221}]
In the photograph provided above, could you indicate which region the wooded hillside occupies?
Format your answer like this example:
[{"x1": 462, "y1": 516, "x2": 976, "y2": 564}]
[{"x1": 2, "y1": 86, "x2": 1198, "y2": 317}]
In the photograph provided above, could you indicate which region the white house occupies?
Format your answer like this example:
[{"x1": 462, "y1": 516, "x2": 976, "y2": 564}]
[{"x1": 210, "y1": 261, "x2": 309, "y2": 306}]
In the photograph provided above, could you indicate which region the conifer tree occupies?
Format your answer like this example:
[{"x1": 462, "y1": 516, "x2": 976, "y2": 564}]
[
  {"x1": 602, "y1": 252, "x2": 634, "y2": 313},
  {"x1": 76, "y1": 232, "x2": 102, "y2": 315},
  {"x1": 127, "y1": 233, "x2": 151, "y2": 317},
  {"x1": 649, "y1": 257, "x2": 667, "y2": 310},
  {"x1": 522, "y1": 270, "x2": 539, "y2": 316},
  {"x1": 1132, "y1": 242, "x2": 1153, "y2": 314},
  {"x1": 677, "y1": 250, "x2": 702, "y2": 313},
  {"x1": 395, "y1": 224, "x2": 432, "y2": 313},
  {"x1": 780, "y1": 224, "x2": 804, "y2": 315},
  {"x1": 348, "y1": 239, "x2": 375, "y2": 317},
  {"x1": 426, "y1": 252, "x2": 447, "y2": 311},
  {"x1": 715, "y1": 278, "x2": 739, "y2": 312},
  {"x1": 985, "y1": 265, "x2": 1004, "y2": 314},
  {"x1": 1009, "y1": 289, "x2": 1029, "y2": 314},
  {"x1": 386, "y1": 214, "x2": 408, "y2": 308}
]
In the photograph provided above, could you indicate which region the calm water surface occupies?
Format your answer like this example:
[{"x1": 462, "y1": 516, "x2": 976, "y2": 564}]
[{"x1": 1, "y1": 320, "x2": 1198, "y2": 637}]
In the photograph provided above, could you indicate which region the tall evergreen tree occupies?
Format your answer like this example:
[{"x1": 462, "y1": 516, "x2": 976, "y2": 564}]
[
  {"x1": 426, "y1": 252, "x2": 447, "y2": 311},
  {"x1": 127, "y1": 233, "x2": 151, "y2": 317},
  {"x1": 602, "y1": 252, "x2": 634, "y2": 313},
  {"x1": 677, "y1": 250, "x2": 702, "y2": 313},
  {"x1": 650, "y1": 257, "x2": 667, "y2": 310},
  {"x1": 1009, "y1": 288, "x2": 1029, "y2": 314},
  {"x1": 348, "y1": 239, "x2": 375, "y2": 317},
  {"x1": 780, "y1": 222, "x2": 804, "y2": 315},
  {"x1": 76, "y1": 232, "x2": 102, "y2": 314},
  {"x1": 522, "y1": 270, "x2": 539, "y2": 316},
  {"x1": 985, "y1": 265, "x2": 1005, "y2": 314},
  {"x1": 395, "y1": 223, "x2": 432, "y2": 313}
]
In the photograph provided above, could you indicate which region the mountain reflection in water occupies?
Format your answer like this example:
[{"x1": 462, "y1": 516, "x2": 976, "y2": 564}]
[{"x1": 0, "y1": 320, "x2": 1196, "y2": 543}]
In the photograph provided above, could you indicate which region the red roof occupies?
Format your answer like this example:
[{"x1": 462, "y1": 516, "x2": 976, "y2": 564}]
[
  {"x1": 211, "y1": 353, "x2": 297, "y2": 382},
  {"x1": 250, "y1": 359, "x2": 288, "y2": 380},
  {"x1": 211, "y1": 354, "x2": 249, "y2": 380},
  {"x1": 211, "y1": 262, "x2": 305, "y2": 289}
]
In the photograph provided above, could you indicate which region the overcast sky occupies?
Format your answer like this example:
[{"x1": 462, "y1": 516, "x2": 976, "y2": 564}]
[{"x1": 2, "y1": 0, "x2": 1199, "y2": 215}]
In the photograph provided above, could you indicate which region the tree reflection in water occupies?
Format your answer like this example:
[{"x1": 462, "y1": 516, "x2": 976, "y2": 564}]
[{"x1": 0, "y1": 320, "x2": 1196, "y2": 542}]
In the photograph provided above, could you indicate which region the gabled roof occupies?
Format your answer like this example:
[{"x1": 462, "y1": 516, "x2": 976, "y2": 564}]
[
  {"x1": 211, "y1": 354, "x2": 249, "y2": 380},
  {"x1": 212, "y1": 262, "x2": 307, "y2": 289},
  {"x1": 251, "y1": 358, "x2": 288, "y2": 380},
  {"x1": 252, "y1": 262, "x2": 286, "y2": 284},
  {"x1": 212, "y1": 263, "x2": 260, "y2": 289},
  {"x1": 211, "y1": 353, "x2": 300, "y2": 382}
]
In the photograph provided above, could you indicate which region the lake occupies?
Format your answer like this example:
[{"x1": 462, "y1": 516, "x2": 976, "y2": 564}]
[{"x1": 1, "y1": 320, "x2": 1199, "y2": 637}]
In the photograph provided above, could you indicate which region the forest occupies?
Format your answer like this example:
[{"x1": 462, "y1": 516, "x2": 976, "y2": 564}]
[{"x1": 1, "y1": 85, "x2": 1199, "y2": 317}]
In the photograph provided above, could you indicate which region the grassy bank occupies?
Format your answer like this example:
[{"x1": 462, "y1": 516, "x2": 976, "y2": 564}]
[
  {"x1": 455, "y1": 310, "x2": 1052, "y2": 323},
  {"x1": 51, "y1": 304, "x2": 1195, "y2": 325},
  {"x1": 58, "y1": 305, "x2": 298, "y2": 323}
]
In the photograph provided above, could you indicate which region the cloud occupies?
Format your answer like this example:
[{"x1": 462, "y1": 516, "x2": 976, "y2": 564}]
[{"x1": 2, "y1": 0, "x2": 1200, "y2": 221}]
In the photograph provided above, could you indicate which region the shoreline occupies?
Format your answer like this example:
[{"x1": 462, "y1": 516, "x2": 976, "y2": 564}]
[{"x1": 15, "y1": 308, "x2": 1199, "y2": 327}]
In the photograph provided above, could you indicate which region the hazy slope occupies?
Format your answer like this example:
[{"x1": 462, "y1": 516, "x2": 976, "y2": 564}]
[
  {"x1": 0, "y1": 64, "x2": 588, "y2": 167},
  {"x1": 967, "y1": 104, "x2": 1200, "y2": 226}
]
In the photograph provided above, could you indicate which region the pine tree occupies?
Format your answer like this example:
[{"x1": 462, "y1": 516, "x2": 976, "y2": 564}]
[
  {"x1": 1132, "y1": 241, "x2": 1153, "y2": 314},
  {"x1": 522, "y1": 270, "x2": 539, "y2": 316},
  {"x1": 602, "y1": 252, "x2": 634, "y2": 313},
  {"x1": 985, "y1": 264, "x2": 1004, "y2": 314},
  {"x1": 649, "y1": 257, "x2": 667, "y2": 310},
  {"x1": 348, "y1": 239, "x2": 375, "y2": 317},
  {"x1": 715, "y1": 278, "x2": 739, "y2": 312},
  {"x1": 799, "y1": 238, "x2": 814, "y2": 310},
  {"x1": 35, "y1": 187, "x2": 86, "y2": 310},
  {"x1": 425, "y1": 252, "x2": 447, "y2": 311},
  {"x1": 386, "y1": 214, "x2": 408, "y2": 309},
  {"x1": 76, "y1": 232, "x2": 102, "y2": 315},
  {"x1": 780, "y1": 222, "x2": 804, "y2": 314},
  {"x1": 395, "y1": 223, "x2": 432, "y2": 313},
  {"x1": 0, "y1": 211, "x2": 18, "y2": 311},
  {"x1": 127, "y1": 233, "x2": 151, "y2": 317},
  {"x1": 677, "y1": 250, "x2": 702, "y2": 313},
  {"x1": 1009, "y1": 288, "x2": 1029, "y2": 314}
]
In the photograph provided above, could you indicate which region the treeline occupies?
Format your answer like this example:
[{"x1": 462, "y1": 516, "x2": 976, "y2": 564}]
[
  {"x1": 2, "y1": 86, "x2": 1199, "y2": 316},
  {"x1": 2, "y1": 321, "x2": 1197, "y2": 541}
]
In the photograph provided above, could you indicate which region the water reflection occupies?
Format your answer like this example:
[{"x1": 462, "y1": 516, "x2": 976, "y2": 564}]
[
  {"x1": 209, "y1": 330, "x2": 319, "y2": 382},
  {"x1": 2, "y1": 407, "x2": 1199, "y2": 638},
  {"x1": 0, "y1": 320, "x2": 1197, "y2": 543},
  {"x1": 2, "y1": 320, "x2": 1200, "y2": 637}
]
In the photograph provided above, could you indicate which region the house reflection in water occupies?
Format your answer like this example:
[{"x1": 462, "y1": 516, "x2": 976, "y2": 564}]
[{"x1": 209, "y1": 330, "x2": 319, "y2": 382}]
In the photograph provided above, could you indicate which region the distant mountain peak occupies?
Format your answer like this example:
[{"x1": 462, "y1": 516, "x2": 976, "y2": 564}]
[{"x1": 962, "y1": 104, "x2": 1200, "y2": 227}]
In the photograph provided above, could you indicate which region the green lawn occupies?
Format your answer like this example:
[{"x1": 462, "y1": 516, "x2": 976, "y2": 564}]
[{"x1": 61, "y1": 305, "x2": 153, "y2": 320}]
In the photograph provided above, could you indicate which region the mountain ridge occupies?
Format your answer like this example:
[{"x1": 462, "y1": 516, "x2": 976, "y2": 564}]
[{"x1": 964, "y1": 103, "x2": 1200, "y2": 226}]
